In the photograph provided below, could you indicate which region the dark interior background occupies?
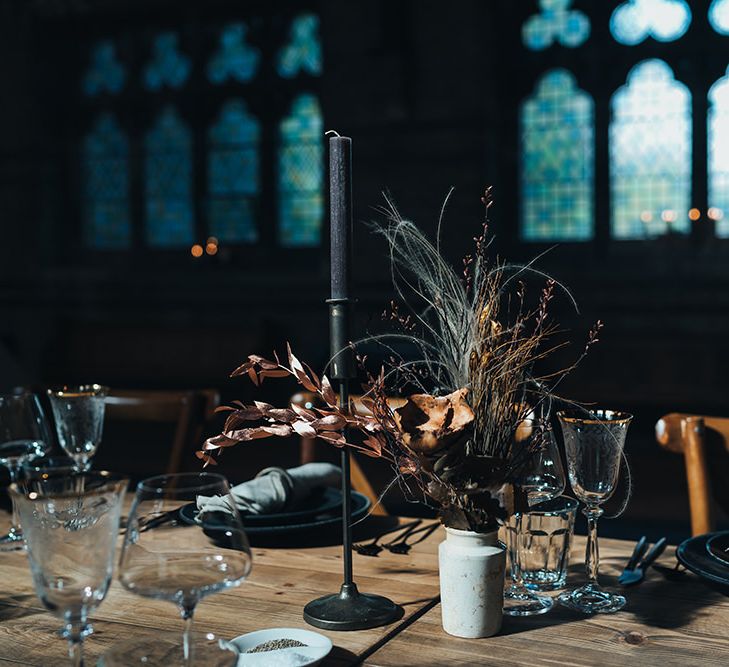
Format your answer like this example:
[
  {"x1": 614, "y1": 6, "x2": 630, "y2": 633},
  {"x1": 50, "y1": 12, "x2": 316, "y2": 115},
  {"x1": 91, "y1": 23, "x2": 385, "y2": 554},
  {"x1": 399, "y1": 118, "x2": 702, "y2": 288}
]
[{"x1": 1, "y1": 0, "x2": 727, "y2": 542}]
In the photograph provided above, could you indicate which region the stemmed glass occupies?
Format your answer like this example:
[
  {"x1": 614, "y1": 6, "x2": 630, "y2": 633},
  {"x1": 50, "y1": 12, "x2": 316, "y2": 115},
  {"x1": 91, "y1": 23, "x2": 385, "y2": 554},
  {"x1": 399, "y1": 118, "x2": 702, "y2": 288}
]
[
  {"x1": 110, "y1": 473, "x2": 251, "y2": 666},
  {"x1": 504, "y1": 420, "x2": 566, "y2": 616},
  {"x1": 47, "y1": 385, "x2": 107, "y2": 472},
  {"x1": 557, "y1": 409, "x2": 632, "y2": 614},
  {"x1": 0, "y1": 393, "x2": 51, "y2": 550},
  {"x1": 9, "y1": 471, "x2": 128, "y2": 666}
]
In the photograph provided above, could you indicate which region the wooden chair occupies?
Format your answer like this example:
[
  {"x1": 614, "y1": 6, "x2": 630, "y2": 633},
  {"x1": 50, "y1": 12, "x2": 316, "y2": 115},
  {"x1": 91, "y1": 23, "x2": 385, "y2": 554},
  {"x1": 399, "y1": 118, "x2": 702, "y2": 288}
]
[
  {"x1": 655, "y1": 412, "x2": 729, "y2": 536},
  {"x1": 291, "y1": 391, "x2": 407, "y2": 517},
  {"x1": 104, "y1": 388, "x2": 220, "y2": 476}
]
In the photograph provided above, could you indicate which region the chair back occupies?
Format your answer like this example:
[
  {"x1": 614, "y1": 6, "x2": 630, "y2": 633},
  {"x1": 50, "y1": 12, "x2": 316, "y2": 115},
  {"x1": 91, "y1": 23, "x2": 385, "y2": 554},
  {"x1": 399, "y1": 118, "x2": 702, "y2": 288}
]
[
  {"x1": 102, "y1": 388, "x2": 219, "y2": 477},
  {"x1": 656, "y1": 412, "x2": 729, "y2": 535}
]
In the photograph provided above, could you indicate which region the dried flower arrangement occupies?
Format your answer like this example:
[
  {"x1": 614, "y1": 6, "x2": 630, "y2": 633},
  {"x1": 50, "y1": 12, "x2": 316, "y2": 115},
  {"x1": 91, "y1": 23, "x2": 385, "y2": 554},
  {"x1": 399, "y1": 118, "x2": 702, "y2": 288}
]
[{"x1": 198, "y1": 189, "x2": 601, "y2": 532}]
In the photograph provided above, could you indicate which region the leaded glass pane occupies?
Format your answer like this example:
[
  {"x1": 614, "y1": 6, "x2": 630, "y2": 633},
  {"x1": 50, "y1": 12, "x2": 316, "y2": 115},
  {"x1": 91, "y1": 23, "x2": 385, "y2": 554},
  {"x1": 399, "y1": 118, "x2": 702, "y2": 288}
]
[
  {"x1": 207, "y1": 23, "x2": 260, "y2": 84},
  {"x1": 143, "y1": 33, "x2": 191, "y2": 91},
  {"x1": 522, "y1": 0, "x2": 590, "y2": 51},
  {"x1": 709, "y1": 67, "x2": 729, "y2": 237},
  {"x1": 610, "y1": 60, "x2": 691, "y2": 238},
  {"x1": 208, "y1": 99, "x2": 260, "y2": 242},
  {"x1": 710, "y1": 0, "x2": 729, "y2": 35},
  {"x1": 144, "y1": 106, "x2": 194, "y2": 247},
  {"x1": 520, "y1": 70, "x2": 594, "y2": 241},
  {"x1": 610, "y1": 0, "x2": 691, "y2": 45},
  {"x1": 278, "y1": 94, "x2": 323, "y2": 246},
  {"x1": 83, "y1": 40, "x2": 125, "y2": 96},
  {"x1": 83, "y1": 113, "x2": 131, "y2": 249},
  {"x1": 277, "y1": 14, "x2": 322, "y2": 78}
]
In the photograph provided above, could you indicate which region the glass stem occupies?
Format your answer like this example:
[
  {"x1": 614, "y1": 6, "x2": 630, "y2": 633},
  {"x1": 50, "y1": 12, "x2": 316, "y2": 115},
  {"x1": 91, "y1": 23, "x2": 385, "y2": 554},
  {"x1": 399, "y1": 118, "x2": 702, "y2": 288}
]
[
  {"x1": 584, "y1": 506, "x2": 603, "y2": 586},
  {"x1": 65, "y1": 625, "x2": 85, "y2": 667},
  {"x1": 512, "y1": 513, "x2": 525, "y2": 590},
  {"x1": 6, "y1": 462, "x2": 20, "y2": 534},
  {"x1": 181, "y1": 605, "x2": 195, "y2": 665}
]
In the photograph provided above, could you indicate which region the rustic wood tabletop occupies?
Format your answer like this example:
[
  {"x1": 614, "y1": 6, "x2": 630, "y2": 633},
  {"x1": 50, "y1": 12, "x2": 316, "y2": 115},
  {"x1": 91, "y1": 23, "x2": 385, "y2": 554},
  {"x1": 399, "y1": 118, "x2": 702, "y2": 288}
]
[{"x1": 0, "y1": 510, "x2": 726, "y2": 667}]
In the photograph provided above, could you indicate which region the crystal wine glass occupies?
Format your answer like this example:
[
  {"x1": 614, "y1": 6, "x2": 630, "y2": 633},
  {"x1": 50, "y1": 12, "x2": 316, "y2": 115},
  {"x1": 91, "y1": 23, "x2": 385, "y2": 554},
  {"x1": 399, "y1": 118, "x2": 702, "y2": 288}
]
[
  {"x1": 112, "y1": 473, "x2": 251, "y2": 666},
  {"x1": 0, "y1": 393, "x2": 51, "y2": 550},
  {"x1": 557, "y1": 409, "x2": 632, "y2": 614},
  {"x1": 504, "y1": 420, "x2": 566, "y2": 616},
  {"x1": 47, "y1": 385, "x2": 107, "y2": 472},
  {"x1": 9, "y1": 471, "x2": 128, "y2": 666}
]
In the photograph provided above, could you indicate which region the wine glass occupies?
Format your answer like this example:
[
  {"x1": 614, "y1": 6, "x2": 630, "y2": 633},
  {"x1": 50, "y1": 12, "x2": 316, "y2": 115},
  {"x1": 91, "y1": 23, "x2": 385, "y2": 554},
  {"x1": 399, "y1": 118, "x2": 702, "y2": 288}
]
[
  {"x1": 112, "y1": 473, "x2": 251, "y2": 666},
  {"x1": 9, "y1": 471, "x2": 128, "y2": 666},
  {"x1": 504, "y1": 420, "x2": 566, "y2": 616},
  {"x1": 47, "y1": 385, "x2": 107, "y2": 472},
  {"x1": 0, "y1": 393, "x2": 51, "y2": 550},
  {"x1": 557, "y1": 409, "x2": 632, "y2": 614}
]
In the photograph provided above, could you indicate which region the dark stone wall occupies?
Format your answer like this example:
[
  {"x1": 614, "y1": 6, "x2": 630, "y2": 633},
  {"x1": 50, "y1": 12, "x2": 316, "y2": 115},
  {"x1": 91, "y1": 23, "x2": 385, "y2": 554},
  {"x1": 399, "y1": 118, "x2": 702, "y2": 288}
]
[{"x1": 0, "y1": 0, "x2": 726, "y2": 533}]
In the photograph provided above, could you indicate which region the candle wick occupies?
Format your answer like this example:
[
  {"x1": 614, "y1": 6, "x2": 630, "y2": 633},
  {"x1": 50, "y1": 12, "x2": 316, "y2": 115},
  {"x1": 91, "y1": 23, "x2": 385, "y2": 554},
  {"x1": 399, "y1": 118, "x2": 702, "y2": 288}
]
[{"x1": 325, "y1": 129, "x2": 341, "y2": 138}]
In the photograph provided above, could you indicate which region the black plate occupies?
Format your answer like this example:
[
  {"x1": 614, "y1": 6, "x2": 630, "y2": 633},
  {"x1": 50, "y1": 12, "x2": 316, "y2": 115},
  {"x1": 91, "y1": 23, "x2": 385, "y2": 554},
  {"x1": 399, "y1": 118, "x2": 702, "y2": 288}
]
[
  {"x1": 706, "y1": 533, "x2": 729, "y2": 566},
  {"x1": 677, "y1": 531, "x2": 729, "y2": 587},
  {"x1": 179, "y1": 491, "x2": 370, "y2": 537},
  {"x1": 240, "y1": 487, "x2": 343, "y2": 526}
]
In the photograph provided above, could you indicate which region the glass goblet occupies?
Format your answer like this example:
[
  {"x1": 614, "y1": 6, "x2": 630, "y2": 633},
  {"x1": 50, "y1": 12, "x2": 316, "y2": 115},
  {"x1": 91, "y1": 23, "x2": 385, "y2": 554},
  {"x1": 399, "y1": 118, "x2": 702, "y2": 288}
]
[
  {"x1": 504, "y1": 420, "x2": 566, "y2": 616},
  {"x1": 9, "y1": 471, "x2": 128, "y2": 666},
  {"x1": 557, "y1": 409, "x2": 632, "y2": 614},
  {"x1": 47, "y1": 385, "x2": 107, "y2": 472},
  {"x1": 113, "y1": 473, "x2": 251, "y2": 666},
  {"x1": 0, "y1": 393, "x2": 51, "y2": 550}
]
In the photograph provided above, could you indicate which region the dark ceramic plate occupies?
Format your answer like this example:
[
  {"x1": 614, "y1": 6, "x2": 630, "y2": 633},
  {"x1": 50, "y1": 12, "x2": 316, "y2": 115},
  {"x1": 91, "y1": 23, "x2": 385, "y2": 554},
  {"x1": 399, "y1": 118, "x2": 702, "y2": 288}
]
[
  {"x1": 677, "y1": 531, "x2": 729, "y2": 587},
  {"x1": 178, "y1": 491, "x2": 370, "y2": 537},
  {"x1": 706, "y1": 533, "x2": 729, "y2": 566},
  {"x1": 240, "y1": 487, "x2": 343, "y2": 526}
]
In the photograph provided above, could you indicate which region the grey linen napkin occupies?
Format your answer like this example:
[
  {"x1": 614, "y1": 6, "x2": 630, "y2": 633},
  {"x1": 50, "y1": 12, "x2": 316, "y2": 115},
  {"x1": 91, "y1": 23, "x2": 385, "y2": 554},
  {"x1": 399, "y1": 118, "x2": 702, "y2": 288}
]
[{"x1": 196, "y1": 462, "x2": 341, "y2": 516}]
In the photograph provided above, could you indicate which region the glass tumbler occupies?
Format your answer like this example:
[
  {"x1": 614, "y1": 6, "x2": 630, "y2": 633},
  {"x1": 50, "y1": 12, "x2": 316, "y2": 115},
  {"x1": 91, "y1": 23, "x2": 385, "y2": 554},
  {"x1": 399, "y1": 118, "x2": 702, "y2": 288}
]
[{"x1": 519, "y1": 496, "x2": 578, "y2": 592}]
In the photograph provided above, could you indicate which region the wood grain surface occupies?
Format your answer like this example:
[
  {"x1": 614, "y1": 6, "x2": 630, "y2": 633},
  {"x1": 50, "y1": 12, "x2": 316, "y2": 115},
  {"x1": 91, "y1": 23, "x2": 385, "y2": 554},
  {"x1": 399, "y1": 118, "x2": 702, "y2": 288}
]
[{"x1": 0, "y1": 509, "x2": 727, "y2": 666}]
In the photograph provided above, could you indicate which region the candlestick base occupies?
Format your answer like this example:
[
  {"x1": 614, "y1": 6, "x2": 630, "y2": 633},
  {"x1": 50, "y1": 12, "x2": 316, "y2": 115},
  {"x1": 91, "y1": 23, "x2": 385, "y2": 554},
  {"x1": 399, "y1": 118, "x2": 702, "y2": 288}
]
[{"x1": 303, "y1": 583, "x2": 401, "y2": 631}]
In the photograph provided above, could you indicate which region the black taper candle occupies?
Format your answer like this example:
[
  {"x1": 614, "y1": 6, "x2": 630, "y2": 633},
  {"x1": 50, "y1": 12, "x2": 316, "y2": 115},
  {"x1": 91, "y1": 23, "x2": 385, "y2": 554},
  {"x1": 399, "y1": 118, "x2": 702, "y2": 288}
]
[
  {"x1": 303, "y1": 134, "x2": 400, "y2": 631},
  {"x1": 329, "y1": 135, "x2": 352, "y2": 302}
]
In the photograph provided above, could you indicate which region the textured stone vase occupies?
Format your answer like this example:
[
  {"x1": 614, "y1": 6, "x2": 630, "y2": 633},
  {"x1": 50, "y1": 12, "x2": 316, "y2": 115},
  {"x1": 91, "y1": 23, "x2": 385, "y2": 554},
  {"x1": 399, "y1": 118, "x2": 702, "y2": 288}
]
[{"x1": 438, "y1": 527, "x2": 506, "y2": 638}]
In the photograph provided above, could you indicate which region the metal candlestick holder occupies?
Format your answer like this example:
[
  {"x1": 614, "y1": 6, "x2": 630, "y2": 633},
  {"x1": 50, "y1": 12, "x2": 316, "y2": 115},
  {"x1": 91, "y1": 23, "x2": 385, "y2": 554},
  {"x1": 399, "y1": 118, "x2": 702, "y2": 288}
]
[{"x1": 302, "y1": 297, "x2": 401, "y2": 631}]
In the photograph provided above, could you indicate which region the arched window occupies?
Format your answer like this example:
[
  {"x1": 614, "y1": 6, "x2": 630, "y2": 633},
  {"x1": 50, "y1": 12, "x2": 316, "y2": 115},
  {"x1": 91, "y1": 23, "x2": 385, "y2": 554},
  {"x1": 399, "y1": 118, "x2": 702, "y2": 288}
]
[
  {"x1": 82, "y1": 113, "x2": 131, "y2": 249},
  {"x1": 520, "y1": 70, "x2": 594, "y2": 241},
  {"x1": 522, "y1": 0, "x2": 590, "y2": 51},
  {"x1": 709, "y1": 67, "x2": 729, "y2": 237},
  {"x1": 610, "y1": 60, "x2": 691, "y2": 238},
  {"x1": 77, "y1": 14, "x2": 324, "y2": 257},
  {"x1": 144, "y1": 106, "x2": 194, "y2": 247},
  {"x1": 610, "y1": 0, "x2": 691, "y2": 45},
  {"x1": 709, "y1": 0, "x2": 729, "y2": 35},
  {"x1": 207, "y1": 100, "x2": 260, "y2": 243},
  {"x1": 278, "y1": 94, "x2": 324, "y2": 247}
]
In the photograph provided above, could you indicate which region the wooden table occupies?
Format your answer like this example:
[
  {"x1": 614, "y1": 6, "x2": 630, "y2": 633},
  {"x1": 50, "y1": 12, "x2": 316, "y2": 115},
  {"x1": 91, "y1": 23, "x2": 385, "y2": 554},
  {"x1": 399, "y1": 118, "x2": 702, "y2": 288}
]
[{"x1": 0, "y1": 514, "x2": 727, "y2": 667}]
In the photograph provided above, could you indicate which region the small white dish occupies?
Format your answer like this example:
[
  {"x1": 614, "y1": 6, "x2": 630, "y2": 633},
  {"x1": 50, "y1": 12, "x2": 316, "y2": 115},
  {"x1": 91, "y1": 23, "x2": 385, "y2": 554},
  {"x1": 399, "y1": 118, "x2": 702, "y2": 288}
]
[{"x1": 230, "y1": 627, "x2": 333, "y2": 666}]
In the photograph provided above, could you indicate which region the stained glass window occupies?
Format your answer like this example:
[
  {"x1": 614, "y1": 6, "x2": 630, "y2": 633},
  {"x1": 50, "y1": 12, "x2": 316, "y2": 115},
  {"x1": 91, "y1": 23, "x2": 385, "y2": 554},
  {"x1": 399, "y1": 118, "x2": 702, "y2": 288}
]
[
  {"x1": 610, "y1": 0, "x2": 691, "y2": 45},
  {"x1": 83, "y1": 40, "x2": 125, "y2": 96},
  {"x1": 207, "y1": 23, "x2": 260, "y2": 84},
  {"x1": 709, "y1": 67, "x2": 729, "y2": 237},
  {"x1": 143, "y1": 33, "x2": 191, "y2": 91},
  {"x1": 522, "y1": 0, "x2": 590, "y2": 51},
  {"x1": 277, "y1": 14, "x2": 322, "y2": 78},
  {"x1": 278, "y1": 94, "x2": 323, "y2": 246},
  {"x1": 208, "y1": 100, "x2": 260, "y2": 243},
  {"x1": 520, "y1": 70, "x2": 594, "y2": 241},
  {"x1": 82, "y1": 113, "x2": 131, "y2": 249},
  {"x1": 710, "y1": 0, "x2": 729, "y2": 35},
  {"x1": 144, "y1": 106, "x2": 194, "y2": 247},
  {"x1": 610, "y1": 60, "x2": 691, "y2": 238}
]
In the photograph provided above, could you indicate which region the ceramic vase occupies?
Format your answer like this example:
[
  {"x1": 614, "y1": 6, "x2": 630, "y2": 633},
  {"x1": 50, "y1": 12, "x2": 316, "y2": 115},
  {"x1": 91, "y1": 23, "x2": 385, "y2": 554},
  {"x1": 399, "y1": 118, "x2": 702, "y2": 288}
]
[{"x1": 438, "y1": 526, "x2": 506, "y2": 638}]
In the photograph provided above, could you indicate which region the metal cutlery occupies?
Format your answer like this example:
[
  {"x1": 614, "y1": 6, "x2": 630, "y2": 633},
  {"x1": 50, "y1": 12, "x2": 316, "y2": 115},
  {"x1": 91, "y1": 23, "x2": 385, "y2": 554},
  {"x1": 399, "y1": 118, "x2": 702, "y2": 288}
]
[{"x1": 619, "y1": 536, "x2": 668, "y2": 586}]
